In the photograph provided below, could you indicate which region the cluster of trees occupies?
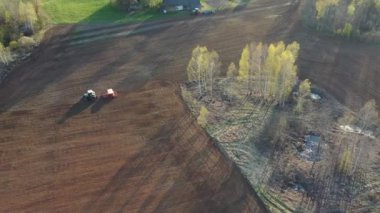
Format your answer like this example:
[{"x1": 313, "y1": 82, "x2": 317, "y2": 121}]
[
  {"x1": 336, "y1": 99, "x2": 378, "y2": 176},
  {"x1": 306, "y1": 0, "x2": 380, "y2": 38},
  {"x1": 0, "y1": 0, "x2": 47, "y2": 64},
  {"x1": 0, "y1": 0, "x2": 47, "y2": 44},
  {"x1": 187, "y1": 41, "x2": 303, "y2": 106},
  {"x1": 237, "y1": 41, "x2": 301, "y2": 105},
  {"x1": 356, "y1": 99, "x2": 379, "y2": 130},
  {"x1": 110, "y1": 0, "x2": 163, "y2": 10},
  {"x1": 187, "y1": 46, "x2": 221, "y2": 98}
]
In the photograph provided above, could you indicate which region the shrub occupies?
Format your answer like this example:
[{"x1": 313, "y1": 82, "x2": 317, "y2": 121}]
[
  {"x1": 0, "y1": 43, "x2": 13, "y2": 65},
  {"x1": 18, "y1": 36, "x2": 36, "y2": 49},
  {"x1": 141, "y1": 0, "x2": 163, "y2": 8},
  {"x1": 33, "y1": 30, "x2": 45, "y2": 44},
  {"x1": 336, "y1": 23, "x2": 353, "y2": 38},
  {"x1": 9, "y1": 41, "x2": 19, "y2": 50},
  {"x1": 227, "y1": 62, "x2": 238, "y2": 78},
  {"x1": 197, "y1": 106, "x2": 209, "y2": 127}
]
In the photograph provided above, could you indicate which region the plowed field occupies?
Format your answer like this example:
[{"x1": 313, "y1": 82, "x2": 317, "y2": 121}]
[{"x1": 0, "y1": 0, "x2": 378, "y2": 211}]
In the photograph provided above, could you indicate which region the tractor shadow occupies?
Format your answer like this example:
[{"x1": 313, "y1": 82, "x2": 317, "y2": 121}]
[
  {"x1": 57, "y1": 99, "x2": 94, "y2": 124},
  {"x1": 91, "y1": 98, "x2": 112, "y2": 114}
]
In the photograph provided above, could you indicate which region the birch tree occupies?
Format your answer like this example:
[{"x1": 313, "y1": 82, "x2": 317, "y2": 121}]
[
  {"x1": 226, "y1": 62, "x2": 238, "y2": 78},
  {"x1": 295, "y1": 79, "x2": 311, "y2": 113},
  {"x1": 0, "y1": 42, "x2": 13, "y2": 64},
  {"x1": 187, "y1": 46, "x2": 221, "y2": 98},
  {"x1": 206, "y1": 50, "x2": 221, "y2": 98},
  {"x1": 187, "y1": 46, "x2": 207, "y2": 96},
  {"x1": 357, "y1": 99, "x2": 378, "y2": 130},
  {"x1": 238, "y1": 45, "x2": 251, "y2": 94},
  {"x1": 309, "y1": 0, "x2": 380, "y2": 38},
  {"x1": 352, "y1": 99, "x2": 378, "y2": 173},
  {"x1": 19, "y1": 1, "x2": 38, "y2": 33},
  {"x1": 277, "y1": 50, "x2": 298, "y2": 106},
  {"x1": 251, "y1": 42, "x2": 268, "y2": 97},
  {"x1": 236, "y1": 41, "x2": 300, "y2": 104},
  {"x1": 263, "y1": 41, "x2": 299, "y2": 105},
  {"x1": 265, "y1": 42, "x2": 285, "y2": 100}
]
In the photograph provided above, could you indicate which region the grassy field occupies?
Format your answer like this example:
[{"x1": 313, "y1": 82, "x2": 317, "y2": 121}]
[{"x1": 42, "y1": 0, "x2": 181, "y2": 24}]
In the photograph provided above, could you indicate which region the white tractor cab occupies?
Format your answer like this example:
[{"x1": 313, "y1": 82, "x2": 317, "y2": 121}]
[
  {"x1": 191, "y1": 7, "x2": 200, "y2": 15},
  {"x1": 83, "y1": 90, "x2": 97, "y2": 101},
  {"x1": 101, "y1": 88, "x2": 117, "y2": 99}
]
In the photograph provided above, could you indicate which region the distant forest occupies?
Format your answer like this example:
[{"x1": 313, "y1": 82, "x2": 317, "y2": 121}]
[
  {"x1": 305, "y1": 0, "x2": 380, "y2": 40},
  {"x1": 0, "y1": 0, "x2": 47, "y2": 64}
]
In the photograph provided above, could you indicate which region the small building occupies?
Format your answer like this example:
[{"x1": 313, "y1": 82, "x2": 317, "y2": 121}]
[{"x1": 163, "y1": 0, "x2": 201, "y2": 11}]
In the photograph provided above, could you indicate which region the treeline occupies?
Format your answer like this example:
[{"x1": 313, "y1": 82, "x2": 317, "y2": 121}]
[
  {"x1": 0, "y1": 0, "x2": 47, "y2": 44},
  {"x1": 305, "y1": 0, "x2": 380, "y2": 39},
  {"x1": 238, "y1": 42, "x2": 300, "y2": 105},
  {"x1": 187, "y1": 41, "x2": 307, "y2": 106},
  {"x1": 110, "y1": 0, "x2": 163, "y2": 10},
  {"x1": 0, "y1": 0, "x2": 47, "y2": 64}
]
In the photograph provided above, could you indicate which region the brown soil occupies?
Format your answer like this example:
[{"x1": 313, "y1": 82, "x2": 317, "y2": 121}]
[
  {"x1": 0, "y1": 0, "x2": 378, "y2": 211},
  {"x1": 0, "y1": 79, "x2": 266, "y2": 212}
]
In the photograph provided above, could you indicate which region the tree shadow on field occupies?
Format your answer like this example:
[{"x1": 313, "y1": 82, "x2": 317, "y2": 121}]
[
  {"x1": 254, "y1": 108, "x2": 281, "y2": 155},
  {"x1": 80, "y1": 124, "x2": 176, "y2": 212},
  {"x1": 0, "y1": 25, "x2": 83, "y2": 113},
  {"x1": 81, "y1": 114, "x2": 268, "y2": 212},
  {"x1": 91, "y1": 98, "x2": 112, "y2": 113},
  {"x1": 80, "y1": 4, "x2": 126, "y2": 24},
  {"x1": 80, "y1": 3, "x2": 186, "y2": 24},
  {"x1": 73, "y1": 14, "x2": 174, "y2": 92},
  {"x1": 57, "y1": 99, "x2": 93, "y2": 124}
]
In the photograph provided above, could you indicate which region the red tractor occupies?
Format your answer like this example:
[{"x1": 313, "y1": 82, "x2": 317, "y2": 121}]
[{"x1": 101, "y1": 88, "x2": 117, "y2": 99}]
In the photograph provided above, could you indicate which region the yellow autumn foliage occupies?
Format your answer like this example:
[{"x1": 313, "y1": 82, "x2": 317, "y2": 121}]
[
  {"x1": 238, "y1": 45, "x2": 250, "y2": 81},
  {"x1": 197, "y1": 106, "x2": 209, "y2": 127},
  {"x1": 315, "y1": 0, "x2": 340, "y2": 19}
]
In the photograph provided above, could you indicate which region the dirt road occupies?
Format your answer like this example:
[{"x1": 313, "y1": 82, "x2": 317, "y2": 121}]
[{"x1": 0, "y1": 0, "x2": 378, "y2": 211}]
